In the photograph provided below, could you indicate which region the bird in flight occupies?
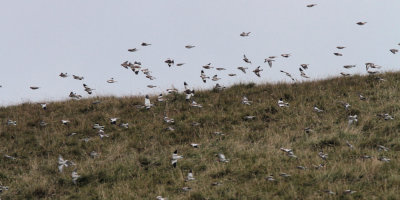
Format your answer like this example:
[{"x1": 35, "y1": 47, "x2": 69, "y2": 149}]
[
  {"x1": 243, "y1": 54, "x2": 251, "y2": 64},
  {"x1": 30, "y1": 86, "x2": 40, "y2": 90},
  {"x1": 237, "y1": 67, "x2": 248, "y2": 73},
  {"x1": 128, "y1": 48, "x2": 138, "y2": 52},
  {"x1": 141, "y1": 42, "x2": 151, "y2": 46},
  {"x1": 356, "y1": 22, "x2": 367, "y2": 25},
  {"x1": 171, "y1": 150, "x2": 183, "y2": 168},
  {"x1": 185, "y1": 45, "x2": 195, "y2": 49},
  {"x1": 240, "y1": 32, "x2": 251, "y2": 37},
  {"x1": 265, "y1": 58, "x2": 275, "y2": 68},
  {"x1": 59, "y1": 72, "x2": 68, "y2": 78},
  {"x1": 253, "y1": 66, "x2": 263, "y2": 77},
  {"x1": 307, "y1": 4, "x2": 317, "y2": 7}
]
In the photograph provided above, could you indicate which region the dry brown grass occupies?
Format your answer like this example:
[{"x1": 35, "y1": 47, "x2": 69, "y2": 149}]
[{"x1": 1, "y1": 72, "x2": 400, "y2": 199}]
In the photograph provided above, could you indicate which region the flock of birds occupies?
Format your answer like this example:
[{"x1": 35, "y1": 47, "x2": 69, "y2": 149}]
[{"x1": 1, "y1": 3, "x2": 400, "y2": 199}]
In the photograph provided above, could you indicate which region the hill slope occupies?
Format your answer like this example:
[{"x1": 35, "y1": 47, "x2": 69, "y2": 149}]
[{"x1": 1, "y1": 73, "x2": 400, "y2": 199}]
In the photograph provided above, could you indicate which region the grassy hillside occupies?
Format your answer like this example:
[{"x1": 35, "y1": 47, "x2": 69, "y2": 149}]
[{"x1": 1, "y1": 72, "x2": 400, "y2": 199}]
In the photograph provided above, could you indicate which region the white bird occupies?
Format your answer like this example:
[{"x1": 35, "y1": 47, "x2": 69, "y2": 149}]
[
  {"x1": 171, "y1": 150, "x2": 183, "y2": 168},
  {"x1": 4, "y1": 155, "x2": 16, "y2": 160},
  {"x1": 119, "y1": 123, "x2": 129, "y2": 129},
  {"x1": 93, "y1": 123, "x2": 105, "y2": 130},
  {"x1": 190, "y1": 100, "x2": 203, "y2": 108},
  {"x1": 378, "y1": 145, "x2": 389, "y2": 151},
  {"x1": 61, "y1": 120, "x2": 70, "y2": 125},
  {"x1": 90, "y1": 151, "x2": 99, "y2": 158},
  {"x1": 378, "y1": 157, "x2": 391, "y2": 162},
  {"x1": 242, "y1": 96, "x2": 252, "y2": 105},
  {"x1": 200, "y1": 70, "x2": 210, "y2": 83},
  {"x1": 279, "y1": 173, "x2": 291, "y2": 178},
  {"x1": 297, "y1": 166, "x2": 307, "y2": 170},
  {"x1": 110, "y1": 118, "x2": 118, "y2": 125},
  {"x1": 318, "y1": 151, "x2": 328, "y2": 160},
  {"x1": 156, "y1": 196, "x2": 167, "y2": 200},
  {"x1": 98, "y1": 130, "x2": 109, "y2": 139},
  {"x1": 214, "y1": 83, "x2": 225, "y2": 91},
  {"x1": 157, "y1": 94, "x2": 165, "y2": 102},
  {"x1": 278, "y1": 98, "x2": 289, "y2": 107},
  {"x1": 218, "y1": 153, "x2": 229, "y2": 162},
  {"x1": 348, "y1": 115, "x2": 358, "y2": 125},
  {"x1": 212, "y1": 75, "x2": 221, "y2": 81},
  {"x1": 145, "y1": 95, "x2": 154, "y2": 109},
  {"x1": 71, "y1": 169, "x2": 80, "y2": 184},
  {"x1": 314, "y1": 106, "x2": 324, "y2": 113},
  {"x1": 107, "y1": 78, "x2": 117, "y2": 83},
  {"x1": 343, "y1": 190, "x2": 357, "y2": 194},
  {"x1": 39, "y1": 103, "x2": 47, "y2": 110},
  {"x1": 190, "y1": 143, "x2": 200, "y2": 148},
  {"x1": 266, "y1": 175, "x2": 275, "y2": 181},
  {"x1": 7, "y1": 119, "x2": 17, "y2": 126},
  {"x1": 265, "y1": 58, "x2": 275, "y2": 68},
  {"x1": 346, "y1": 141, "x2": 354, "y2": 149},
  {"x1": 39, "y1": 121, "x2": 48, "y2": 127},
  {"x1": 182, "y1": 187, "x2": 192, "y2": 192},
  {"x1": 244, "y1": 115, "x2": 256, "y2": 120},
  {"x1": 186, "y1": 169, "x2": 195, "y2": 181},
  {"x1": 164, "y1": 115, "x2": 175, "y2": 124},
  {"x1": 359, "y1": 94, "x2": 367, "y2": 101},
  {"x1": 58, "y1": 155, "x2": 75, "y2": 173}
]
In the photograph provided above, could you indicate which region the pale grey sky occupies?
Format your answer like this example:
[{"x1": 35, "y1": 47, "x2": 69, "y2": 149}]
[{"x1": 0, "y1": 0, "x2": 399, "y2": 106}]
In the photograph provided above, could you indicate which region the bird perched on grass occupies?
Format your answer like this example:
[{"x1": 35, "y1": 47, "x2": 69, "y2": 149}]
[
  {"x1": 185, "y1": 169, "x2": 195, "y2": 181},
  {"x1": 71, "y1": 169, "x2": 80, "y2": 184},
  {"x1": 145, "y1": 95, "x2": 154, "y2": 109},
  {"x1": 242, "y1": 96, "x2": 252, "y2": 105},
  {"x1": 278, "y1": 98, "x2": 289, "y2": 107},
  {"x1": 218, "y1": 153, "x2": 229, "y2": 162}
]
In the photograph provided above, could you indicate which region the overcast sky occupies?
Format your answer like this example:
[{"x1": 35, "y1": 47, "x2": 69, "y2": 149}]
[{"x1": 0, "y1": 0, "x2": 399, "y2": 106}]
